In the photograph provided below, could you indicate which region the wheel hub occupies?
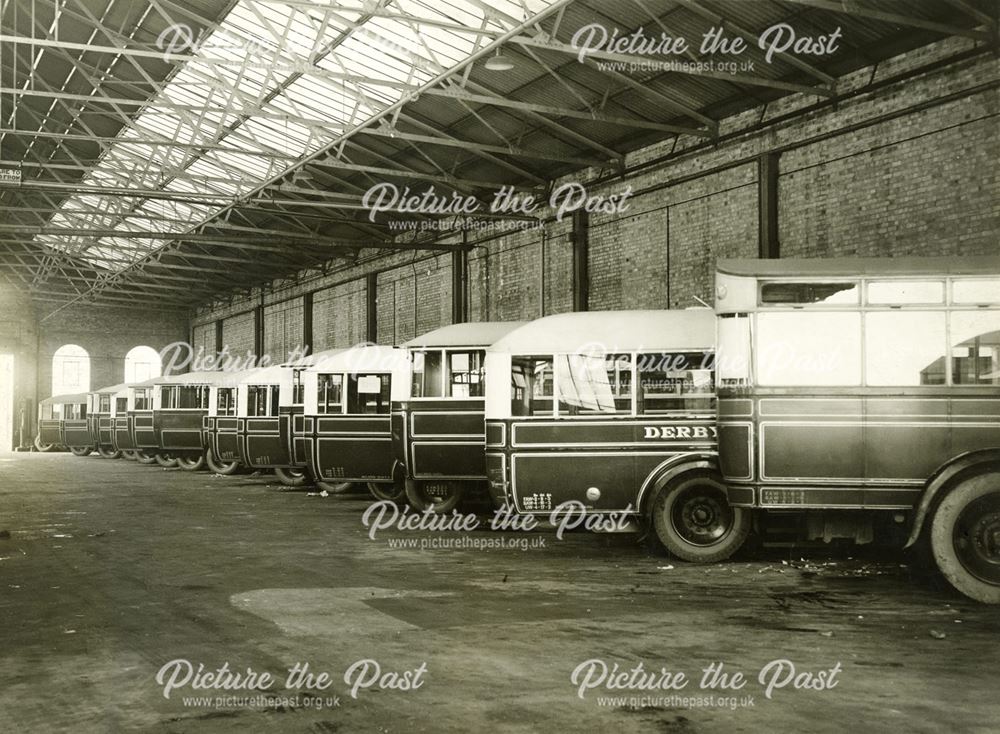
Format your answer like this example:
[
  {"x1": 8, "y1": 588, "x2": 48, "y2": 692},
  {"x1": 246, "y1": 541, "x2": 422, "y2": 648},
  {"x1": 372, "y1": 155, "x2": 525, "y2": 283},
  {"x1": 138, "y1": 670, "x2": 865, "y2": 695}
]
[
  {"x1": 972, "y1": 512, "x2": 1000, "y2": 561},
  {"x1": 671, "y1": 486, "x2": 731, "y2": 546},
  {"x1": 954, "y1": 498, "x2": 1000, "y2": 584}
]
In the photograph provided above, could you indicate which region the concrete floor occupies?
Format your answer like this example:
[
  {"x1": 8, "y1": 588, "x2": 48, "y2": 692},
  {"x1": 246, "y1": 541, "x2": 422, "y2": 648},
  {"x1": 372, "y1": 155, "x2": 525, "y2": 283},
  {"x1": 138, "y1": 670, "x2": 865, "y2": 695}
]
[{"x1": 0, "y1": 453, "x2": 997, "y2": 733}]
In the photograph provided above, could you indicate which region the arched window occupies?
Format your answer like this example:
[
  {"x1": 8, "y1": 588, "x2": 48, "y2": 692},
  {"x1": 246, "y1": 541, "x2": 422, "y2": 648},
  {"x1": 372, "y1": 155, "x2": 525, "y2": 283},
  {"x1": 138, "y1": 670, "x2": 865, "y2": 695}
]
[
  {"x1": 52, "y1": 344, "x2": 90, "y2": 395},
  {"x1": 124, "y1": 346, "x2": 162, "y2": 383}
]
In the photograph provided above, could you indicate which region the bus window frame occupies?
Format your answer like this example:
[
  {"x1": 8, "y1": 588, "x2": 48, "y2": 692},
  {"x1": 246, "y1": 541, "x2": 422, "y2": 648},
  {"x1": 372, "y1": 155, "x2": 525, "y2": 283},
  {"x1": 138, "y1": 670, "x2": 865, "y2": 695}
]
[
  {"x1": 409, "y1": 348, "x2": 488, "y2": 401},
  {"x1": 316, "y1": 373, "x2": 345, "y2": 415},
  {"x1": 506, "y1": 350, "x2": 717, "y2": 420},
  {"x1": 731, "y1": 275, "x2": 1000, "y2": 390}
]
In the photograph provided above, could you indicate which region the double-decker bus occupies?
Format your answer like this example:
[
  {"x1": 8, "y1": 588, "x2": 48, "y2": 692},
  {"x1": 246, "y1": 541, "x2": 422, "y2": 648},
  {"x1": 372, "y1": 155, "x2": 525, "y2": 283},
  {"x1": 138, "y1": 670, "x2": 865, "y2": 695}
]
[
  {"x1": 392, "y1": 322, "x2": 524, "y2": 512},
  {"x1": 715, "y1": 257, "x2": 1000, "y2": 603},
  {"x1": 485, "y1": 310, "x2": 748, "y2": 561}
]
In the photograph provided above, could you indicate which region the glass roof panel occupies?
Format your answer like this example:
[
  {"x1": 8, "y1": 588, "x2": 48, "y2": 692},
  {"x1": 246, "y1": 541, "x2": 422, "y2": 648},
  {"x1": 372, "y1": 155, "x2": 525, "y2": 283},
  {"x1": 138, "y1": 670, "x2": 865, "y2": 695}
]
[{"x1": 36, "y1": 0, "x2": 553, "y2": 268}]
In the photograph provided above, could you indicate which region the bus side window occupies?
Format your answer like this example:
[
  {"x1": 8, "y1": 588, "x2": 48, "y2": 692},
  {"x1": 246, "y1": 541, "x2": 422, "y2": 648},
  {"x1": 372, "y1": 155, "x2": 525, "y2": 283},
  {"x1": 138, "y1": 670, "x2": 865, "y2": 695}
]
[
  {"x1": 637, "y1": 352, "x2": 716, "y2": 414},
  {"x1": 269, "y1": 386, "x2": 279, "y2": 416},
  {"x1": 115, "y1": 398, "x2": 127, "y2": 415},
  {"x1": 247, "y1": 386, "x2": 269, "y2": 417},
  {"x1": 317, "y1": 374, "x2": 344, "y2": 414},
  {"x1": 217, "y1": 388, "x2": 234, "y2": 416},
  {"x1": 348, "y1": 373, "x2": 391, "y2": 414},
  {"x1": 556, "y1": 354, "x2": 631, "y2": 416},
  {"x1": 951, "y1": 312, "x2": 1000, "y2": 385},
  {"x1": 176, "y1": 386, "x2": 200, "y2": 409},
  {"x1": 511, "y1": 358, "x2": 553, "y2": 416},
  {"x1": 411, "y1": 351, "x2": 444, "y2": 398},
  {"x1": 447, "y1": 351, "x2": 484, "y2": 398}
]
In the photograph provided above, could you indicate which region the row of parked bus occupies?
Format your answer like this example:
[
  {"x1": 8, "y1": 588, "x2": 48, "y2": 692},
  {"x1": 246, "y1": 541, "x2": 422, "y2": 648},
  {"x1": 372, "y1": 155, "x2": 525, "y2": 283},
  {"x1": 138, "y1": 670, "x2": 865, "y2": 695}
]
[{"x1": 35, "y1": 258, "x2": 1000, "y2": 604}]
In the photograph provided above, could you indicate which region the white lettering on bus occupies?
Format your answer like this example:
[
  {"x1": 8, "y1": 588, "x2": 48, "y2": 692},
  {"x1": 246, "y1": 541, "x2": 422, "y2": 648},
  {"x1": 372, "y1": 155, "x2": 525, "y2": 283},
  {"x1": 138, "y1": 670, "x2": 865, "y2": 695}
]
[{"x1": 643, "y1": 425, "x2": 717, "y2": 440}]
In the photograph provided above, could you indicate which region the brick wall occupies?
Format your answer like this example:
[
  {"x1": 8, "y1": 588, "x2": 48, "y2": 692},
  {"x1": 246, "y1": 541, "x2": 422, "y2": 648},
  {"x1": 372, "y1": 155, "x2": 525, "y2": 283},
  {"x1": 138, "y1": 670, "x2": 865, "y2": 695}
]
[
  {"x1": 221, "y1": 311, "x2": 255, "y2": 360},
  {"x1": 37, "y1": 306, "x2": 189, "y2": 395},
  {"x1": 188, "y1": 38, "x2": 999, "y2": 353},
  {"x1": 376, "y1": 254, "x2": 451, "y2": 344},
  {"x1": 263, "y1": 299, "x2": 304, "y2": 363},
  {"x1": 314, "y1": 281, "x2": 367, "y2": 350},
  {"x1": 191, "y1": 322, "x2": 215, "y2": 360}
]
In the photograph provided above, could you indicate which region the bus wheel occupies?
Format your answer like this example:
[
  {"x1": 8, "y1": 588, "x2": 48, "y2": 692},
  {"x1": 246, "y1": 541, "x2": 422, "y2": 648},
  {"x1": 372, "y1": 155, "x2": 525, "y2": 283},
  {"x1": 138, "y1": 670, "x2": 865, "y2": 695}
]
[
  {"x1": 368, "y1": 480, "x2": 406, "y2": 503},
  {"x1": 135, "y1": 450, "x2": 157, "y2": 465},
  {"x1": 205, "y1": 450, "x2": 240, "y2": 475},
  {"x1": 274, "y1": 466, "x2": 308, "y2": 487},
  {"x1": 406, "y1": 480, "x2": 465, "y2": 513},
  {"x1": 177, "y1": 453, "x2": 205, "y2": 472},
  {"x1": 34, "y1": 436, "x2": 55, "y2": 452},
  {"x1": 930, "y1": 473, "x2": 1000, "y2": 604},
  {"x1": 69, "y1": 446, "x2": 93, "y2": 457},
  {"x1": 650, "y1": 471, "x2": 749, "y2": 563},
  {"x1": 316, "y1": 480, "x2": 353, "y2": 494},
  {"x1": 121, "y1": 450, "x2": 138, "y2": 461},
  {"x1": 155, "y1": 453, "x2": 178, "y2": 468},
  {"x1": 97, "y1": 446, "x2": 121, "y2": 459}
]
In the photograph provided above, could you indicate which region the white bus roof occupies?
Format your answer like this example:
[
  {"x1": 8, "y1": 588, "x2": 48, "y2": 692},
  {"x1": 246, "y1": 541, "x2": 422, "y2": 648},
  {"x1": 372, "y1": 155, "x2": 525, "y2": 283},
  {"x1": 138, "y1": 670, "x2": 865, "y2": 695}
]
[
  {"x1": 40, "y1": 392, "x2": 89, "y2": 405},
  {"x1": 717, "y1": 256, "x2": 1000, "y2": 278},
  {"x1": 91, "y1": 383, "x2": 128, "y2": 395},
  {"x1": 157, "y1": 370, "x2": 235, "y2": 386},
  {"x1": 303, "y1": 344, "x2": 408, "y2": 373},
  {"x1": 210, "y1": 368, "x2": 263, "y2": 388},
  {"x1": 131, "y1": 375, "x2": 169, "y2": 388},
  {"x1": 488, "y1": 310, "x2": 715, "y2": 354},
  {"x1": 403, "y1": 322, "x2": 525, "y2": 349},
  {"x1": 239, "y1": 349, "x2": 345, "y2": 384}
]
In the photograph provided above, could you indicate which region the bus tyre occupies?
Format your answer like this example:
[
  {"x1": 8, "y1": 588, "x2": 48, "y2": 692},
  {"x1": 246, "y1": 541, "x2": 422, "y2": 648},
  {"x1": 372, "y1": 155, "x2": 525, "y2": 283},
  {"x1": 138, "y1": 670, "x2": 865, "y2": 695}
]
[
  {"x1": 97, "y1": 446, "x2": 122, "y2": 459},
  {"x1": 205, "y1": 450, "x2": 240, "y2": 475},
  {"x1": 405, "y1": 480, "x2": 465, "y2": 513},
  {"x1": 121, "y1": 450, "x2": 138, "y2": 461},
  {"x1": 135, "y1": 450, "x2": 157, "y2": 465},
  {"x1": 177, "y1": 453, "x2": 205, "y2": 472},
  {"x1": 34, "y1": 436, "x2": 55, "y2": 452},
  {"x1": 650, "y1": 472, "x2": 749, "y2": 563},
  {"x1": 70, "y1": 446, "x2": 93, "y2": 457},
  {"x1": 368, "y1": 480, "x2": 406, "y2": 503},
  {"x1": 930, "y1": 473, "x2": 1000, "y2": 604},
  {"x1": 274, "y1": 466, "x2": 308, "y2": 487},
  {"x1": 155, "y1": 453, "x2": 178, "y2": 468},
  {"x1": 317, "y1": 480, "x2": 353, "y2": 494}
]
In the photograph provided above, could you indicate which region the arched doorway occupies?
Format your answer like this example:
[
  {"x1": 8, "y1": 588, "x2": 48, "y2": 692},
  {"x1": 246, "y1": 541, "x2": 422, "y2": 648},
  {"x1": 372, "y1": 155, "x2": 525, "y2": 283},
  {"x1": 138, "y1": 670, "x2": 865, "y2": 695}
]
[
  {"x1": 52, "y1": 344, "x2": 90, "y2": 395},
  {"x1": 124, "y1": 346, "x2": 162, "y2": 383}
]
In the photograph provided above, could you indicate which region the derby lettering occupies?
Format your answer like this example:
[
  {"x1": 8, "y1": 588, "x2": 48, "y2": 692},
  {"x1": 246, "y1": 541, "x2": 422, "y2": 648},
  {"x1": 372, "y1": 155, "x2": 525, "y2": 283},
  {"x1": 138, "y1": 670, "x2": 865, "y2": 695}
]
[{"x1": 642, "y1": 425, "x2": 718, "y2": 440}]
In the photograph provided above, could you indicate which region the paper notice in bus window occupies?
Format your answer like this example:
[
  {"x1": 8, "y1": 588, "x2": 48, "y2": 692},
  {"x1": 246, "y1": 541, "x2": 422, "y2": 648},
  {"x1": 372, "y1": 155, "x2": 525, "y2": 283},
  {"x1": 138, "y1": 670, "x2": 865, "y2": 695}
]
[
  {"x1": 358, "y1": 375, "x2": 380, "y2": 394},
  {"x1": 452, "y1": 383, "x2": 470, "y2": 398},
  {"x1": 451, "y1": 352, "x2": 470, "y2": 371}
]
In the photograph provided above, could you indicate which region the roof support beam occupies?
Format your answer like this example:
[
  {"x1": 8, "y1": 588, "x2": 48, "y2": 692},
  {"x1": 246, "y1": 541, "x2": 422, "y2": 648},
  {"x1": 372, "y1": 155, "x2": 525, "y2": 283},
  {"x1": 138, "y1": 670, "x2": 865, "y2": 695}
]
[
  {"x1": 425, "y1": 87, "x2": 714, "y2": 137},
  {"x1": 777, "y1": 0, "x2": 991, "y2": 41},
  {"x1": 358, "y1": 124, "x2": 605, "y2": 168},
  {"x1": 510, "y1": 35, "x2": 834, "y2": 97}
]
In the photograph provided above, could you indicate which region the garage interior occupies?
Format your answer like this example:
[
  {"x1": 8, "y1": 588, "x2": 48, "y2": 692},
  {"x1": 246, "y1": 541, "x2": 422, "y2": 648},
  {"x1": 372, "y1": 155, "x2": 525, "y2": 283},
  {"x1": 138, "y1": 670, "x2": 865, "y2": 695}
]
[{"x1": 1, "y1": 0, "x2": 998, "y2": 731}]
